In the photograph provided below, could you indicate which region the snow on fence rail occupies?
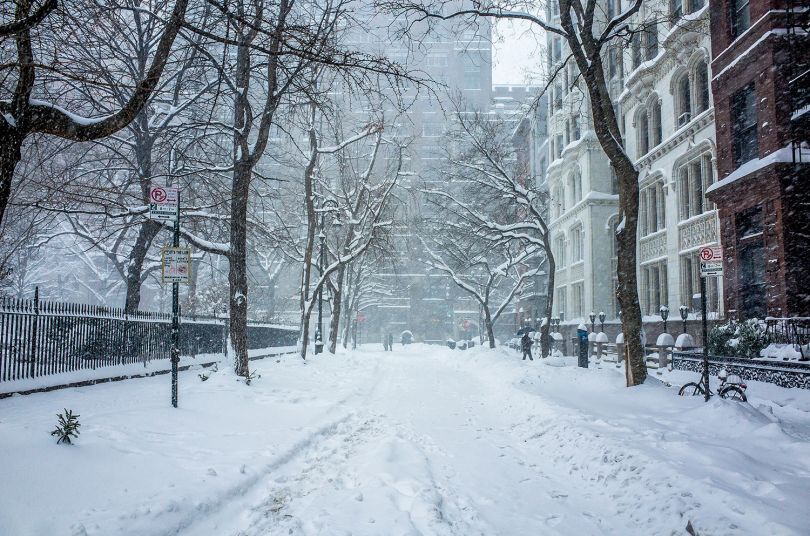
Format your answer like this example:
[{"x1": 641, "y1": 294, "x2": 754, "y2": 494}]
[{"x1": 0, "y1": 294, "x2": 297, "y2": 384}]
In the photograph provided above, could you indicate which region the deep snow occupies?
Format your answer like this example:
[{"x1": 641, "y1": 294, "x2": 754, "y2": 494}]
[{"x1": 1, "y1": 344, "x2": 809, "y2": 535}]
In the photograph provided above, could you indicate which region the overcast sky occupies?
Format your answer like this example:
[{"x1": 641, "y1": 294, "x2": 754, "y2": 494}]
[{"x1": 492, "y1": 20, "x2": 545, "y2": 85}]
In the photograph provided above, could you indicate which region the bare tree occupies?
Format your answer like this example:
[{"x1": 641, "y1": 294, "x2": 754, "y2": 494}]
[
  {"x1": 0, "y1": 0, "x2": 190, "y2": 227},
  {"x1": 426, "y1": 105, "x2": 556, "y2": 354},
  {"x1": 378, "y1": 0, "x2": 649, "y2": 385},
  {"x1": 421, "y1": 235, "x2": 540, "y2": 348}
]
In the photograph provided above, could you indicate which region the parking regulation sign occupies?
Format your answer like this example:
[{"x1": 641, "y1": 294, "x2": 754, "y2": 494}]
[
  {"x1": 149, "y1": 186, "x2": 179, "y2": 221},
  {"x1": 161, "y1": 247, "x2": 192, "y2": 284},
  {"x1": 699, "y1": 246, "x2": 723, "y2": 277}
]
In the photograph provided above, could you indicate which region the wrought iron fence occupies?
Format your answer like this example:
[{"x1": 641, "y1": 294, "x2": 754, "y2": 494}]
[
  {"x1": 0, "y1": 291, "x2": 297, "y2": 384},
  {"x1": 764, "y1": 318, "x2": 810, "y2": 359}
]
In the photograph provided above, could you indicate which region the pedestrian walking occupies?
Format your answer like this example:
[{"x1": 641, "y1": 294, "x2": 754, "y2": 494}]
[
  {"x1": 521, "y1": 332, "x2": 533, "y2": 361},
  {"x1": 383, "y1": 333, "x2": 389, "y2": 352},
  {"x1": 387, "y1": 333, "x2": 394, "y2": 351}
]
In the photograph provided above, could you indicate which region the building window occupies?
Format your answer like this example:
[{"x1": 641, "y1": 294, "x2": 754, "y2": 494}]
[
  {"x1": 680, "y1": 252, "x2": 719, "y2": 313},
  {"x1": 570, "y1": 170, "x2": 582, "y2": 204},
  {"x1": 735, "y1": 207, "x2": 766, "y2": 318},
  {"x1": 731, "y1": 0, "x2": 751, "y2": 38},
  {"x1": 610, "y1": 166, "x2": 619, "y2": 194},
  {"x1": 694, "y1": 61, "x2": 710, "y2": 113},
  {"x1": 676, "y1": 74, "x2": 692, "y2": 126},
  {"x1": 632, "y1": 32, "x2": 643, "y2": 69},
  {"x1": 731, "y1": 83, "x2": 758, "y2": 168},
  {"x1": 572, "y1": 282, "x2": 585, "y2": 319},
  {"x1": 640, "y1": 262, "x2": 668, "y2": 316},
  {"x1": 555, "y1": 286, "x2": 567, "y2": 318},
  {"x1": 569, "y1": 115, "x2": 581, "y2": 142},
  {"x1": 678, "y1": 153, "x2": 715, "y2": 220},
  {"x1": 608, "y1": 46, "x2": 623, "y2": 81},
  {"x1": 554, "y1": 234, "x2": 567, "y2": 268},
  {"x1": 640, "y1": 180, "x2": 665, "y2": 236},
  {"x1": 422, "y1": 122, "x2": 443, "y2": 137},
  {"x1": 651, "y1": 100, "x2": 663, "y2": 147},
  {"x1": 670, "y1": 0, "x2": 683, "y2": 24},
  {"x1": 571, "y1": 225, "x2": 584, "y2": 262},
  {"x1": 645, "y1": 25, "x2": 659, "y2": 60},
  {"x1": 554, "y1": 82, "x2": 563, "y2": 111},
  {"x1": 637, "y1": 108, "x2": 649, "y2": 157}
]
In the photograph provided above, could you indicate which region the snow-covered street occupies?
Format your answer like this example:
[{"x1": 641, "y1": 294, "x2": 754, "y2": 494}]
[{"x1": 2, "y1": 345, "x2": 810, "y2": 536}]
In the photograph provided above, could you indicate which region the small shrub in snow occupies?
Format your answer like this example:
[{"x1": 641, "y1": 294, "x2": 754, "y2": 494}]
[
  {"x1": 51, "y1": 409, "x2": 81, "y2": 445},
  {"x1": 244, "y1": 369, "x2": 261, "y2": 386},
  {"x1": 198, "y1": 372, "x2": 210, "y2": 381}
]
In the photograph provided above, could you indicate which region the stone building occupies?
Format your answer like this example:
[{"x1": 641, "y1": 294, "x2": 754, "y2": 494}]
[
  {"x1": 620, "y1": 2, "x2": 723, "y2": 320},
  {"x1": 546, "y1": 0, "x2": 724, "y2": 325}
]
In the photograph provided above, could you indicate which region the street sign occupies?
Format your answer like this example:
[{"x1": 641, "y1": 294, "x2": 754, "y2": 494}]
[
  {"x1": 149, "y1": 186, "x2": 179, "y2": 221},
  {"x1": 699, "y1": 246, "x2": 723, "y2": 277},
  {"x1": 161, "y1": 247, "x2": 192, "y2": 284}
]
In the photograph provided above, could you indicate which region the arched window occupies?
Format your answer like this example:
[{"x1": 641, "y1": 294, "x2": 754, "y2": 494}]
[
  {"x1": 570, "y1": 170, "x2": 582, "y2": 204},
  {"x1": 637, "y1": 108, "x2": 649, "y2": 157},
  {"x1": 694, "y1": 60, "x2": 710, "y2": 113},
  {"x1": 676, "y1": 75, "x2": 692, "y2": 126},
  {"x1": 651, "y1": 100, "x2": 663, "y2": 147}
]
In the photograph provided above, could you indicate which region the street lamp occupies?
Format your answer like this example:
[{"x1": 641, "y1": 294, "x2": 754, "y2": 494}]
[
  {"x1": 315, "y1": 199, "x2": 338, "y2": 355},
  {"x1": 660, "y1": 305, "x2": 669, "y2": 334},
  {"x1": 679, "y1": 305, "x2": 689, "y2": 334},
  {"x1": 589, "y1": 311, "x2": 596, "y2": 333},
  {"x1": 599, "y1": 311, "x2": 606, "y2": 332}
]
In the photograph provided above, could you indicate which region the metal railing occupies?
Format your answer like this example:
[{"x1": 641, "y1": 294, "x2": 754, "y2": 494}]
[{"x1": 0, "y1": 290, "x2": 297, "y2": 383}]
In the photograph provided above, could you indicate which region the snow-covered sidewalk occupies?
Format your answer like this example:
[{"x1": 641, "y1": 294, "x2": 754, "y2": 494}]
[{"x1": 1, "y1": 344, "x2": 809, "y2": 535}]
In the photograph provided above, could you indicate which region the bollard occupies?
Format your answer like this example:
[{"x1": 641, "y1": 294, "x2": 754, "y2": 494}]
[
  {"x1": 656, "y1": 332, "x2": 675, "y2": 375},
  {"x1": 615, "y1": 332, "x2": 624, "y2": 368},
  {"x1": 588, "y1": 332, "x2": 596, "y2": 360},
  {"x1": 595, "y1": 332, "x2": 609, "y2": 367},
  {"x1": 577, "y1": 324, "x2": 589, "y2": 368}
]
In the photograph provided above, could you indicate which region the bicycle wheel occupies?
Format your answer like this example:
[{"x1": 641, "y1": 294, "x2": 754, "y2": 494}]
[
  {"x1": 678, "y1": 382, "x2": 705, "y2": 396},
  {"x1": 719, "y1": 385, "x2": 747, "y2": 402}
]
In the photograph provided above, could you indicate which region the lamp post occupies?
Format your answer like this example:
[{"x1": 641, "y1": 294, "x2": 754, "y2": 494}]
[
  {"x1": 660, "y1": 305, "x2": 669, "y2": 334},
  {"x1": 679, "y1": 305, "x2": 689, "y2": 334},
  {"x1": 315, "y1": 199, "x2": 338, "y2": 355},
  {"x1": 599, "y1": 311, "x2": 606, "y2": 332},
  {"x1": 315, "y1": 225, "x2": 325, "y2": 355},
  {"x1": 589, "y1": 311, "x2": 596, "y2": 333}
]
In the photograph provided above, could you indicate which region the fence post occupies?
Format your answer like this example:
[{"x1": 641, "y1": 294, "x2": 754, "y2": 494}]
[{"x1": 30, "y1": 286, "x2": 39, "y2": 378}]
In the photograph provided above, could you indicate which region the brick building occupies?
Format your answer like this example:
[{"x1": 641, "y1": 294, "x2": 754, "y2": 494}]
[{"x1": 707, "y1": 1, "x2": 810, "y2": 319}]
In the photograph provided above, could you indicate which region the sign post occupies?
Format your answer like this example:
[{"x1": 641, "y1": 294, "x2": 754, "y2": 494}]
[
  {"x1": 699, "y1": 246, "x2": 723, "y2": 402},
  {"x1": 152, "y1": 185, "x2": 183, "y2": 408}
]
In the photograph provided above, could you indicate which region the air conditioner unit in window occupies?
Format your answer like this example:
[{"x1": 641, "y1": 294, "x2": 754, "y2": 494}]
[{"x1": 678, "y1": 112, "x2": 691, "y2": 126}]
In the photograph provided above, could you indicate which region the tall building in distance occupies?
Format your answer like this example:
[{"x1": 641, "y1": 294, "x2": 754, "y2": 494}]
[{"x1": 707, "y1": 0, "x2": 810, "y2": 318}]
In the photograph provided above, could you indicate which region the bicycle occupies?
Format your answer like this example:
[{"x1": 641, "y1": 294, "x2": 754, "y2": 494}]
[{"x1": 678, "y1": 369, "x2": 747, "y2": 402}]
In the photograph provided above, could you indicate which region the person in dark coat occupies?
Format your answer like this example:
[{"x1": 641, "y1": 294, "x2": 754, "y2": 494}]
[
  {"x1": 521, "y1": 332, "x2": 533, "y2": 361},
  {"x1": 383, "y1": 333, "x2": 389, "y2": 352},
  {"x1": 387, "y1": 333, "x2": 394, "y2": 351}
]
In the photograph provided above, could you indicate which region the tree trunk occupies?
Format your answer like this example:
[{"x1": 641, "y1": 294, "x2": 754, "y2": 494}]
[
  {"x1": 483, "y1": 307, "x2": 495, "y2": 349},
  {"x1": 229, "y1": 161, "x2": 250, "y2": 377},
  {"x1": 559, "y1": 18, "x2": 646, "y2": 385},
  {"x1": 541, "y1": 234, "x2": 556, "y2": 357},
  {"x1": 0, "y1": 125, "x2": 24, "y2": 227},
  {"x1": 124, "y1": 220, "x2": 161, "y2": 313},
  {"x1": 327, "y1": 265, "x2": 345, "y2": 354}
]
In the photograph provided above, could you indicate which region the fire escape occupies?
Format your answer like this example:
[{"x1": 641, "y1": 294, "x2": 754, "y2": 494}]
[{"x1": 786, "y1": 0, "x2": 810, "y2": 164}]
